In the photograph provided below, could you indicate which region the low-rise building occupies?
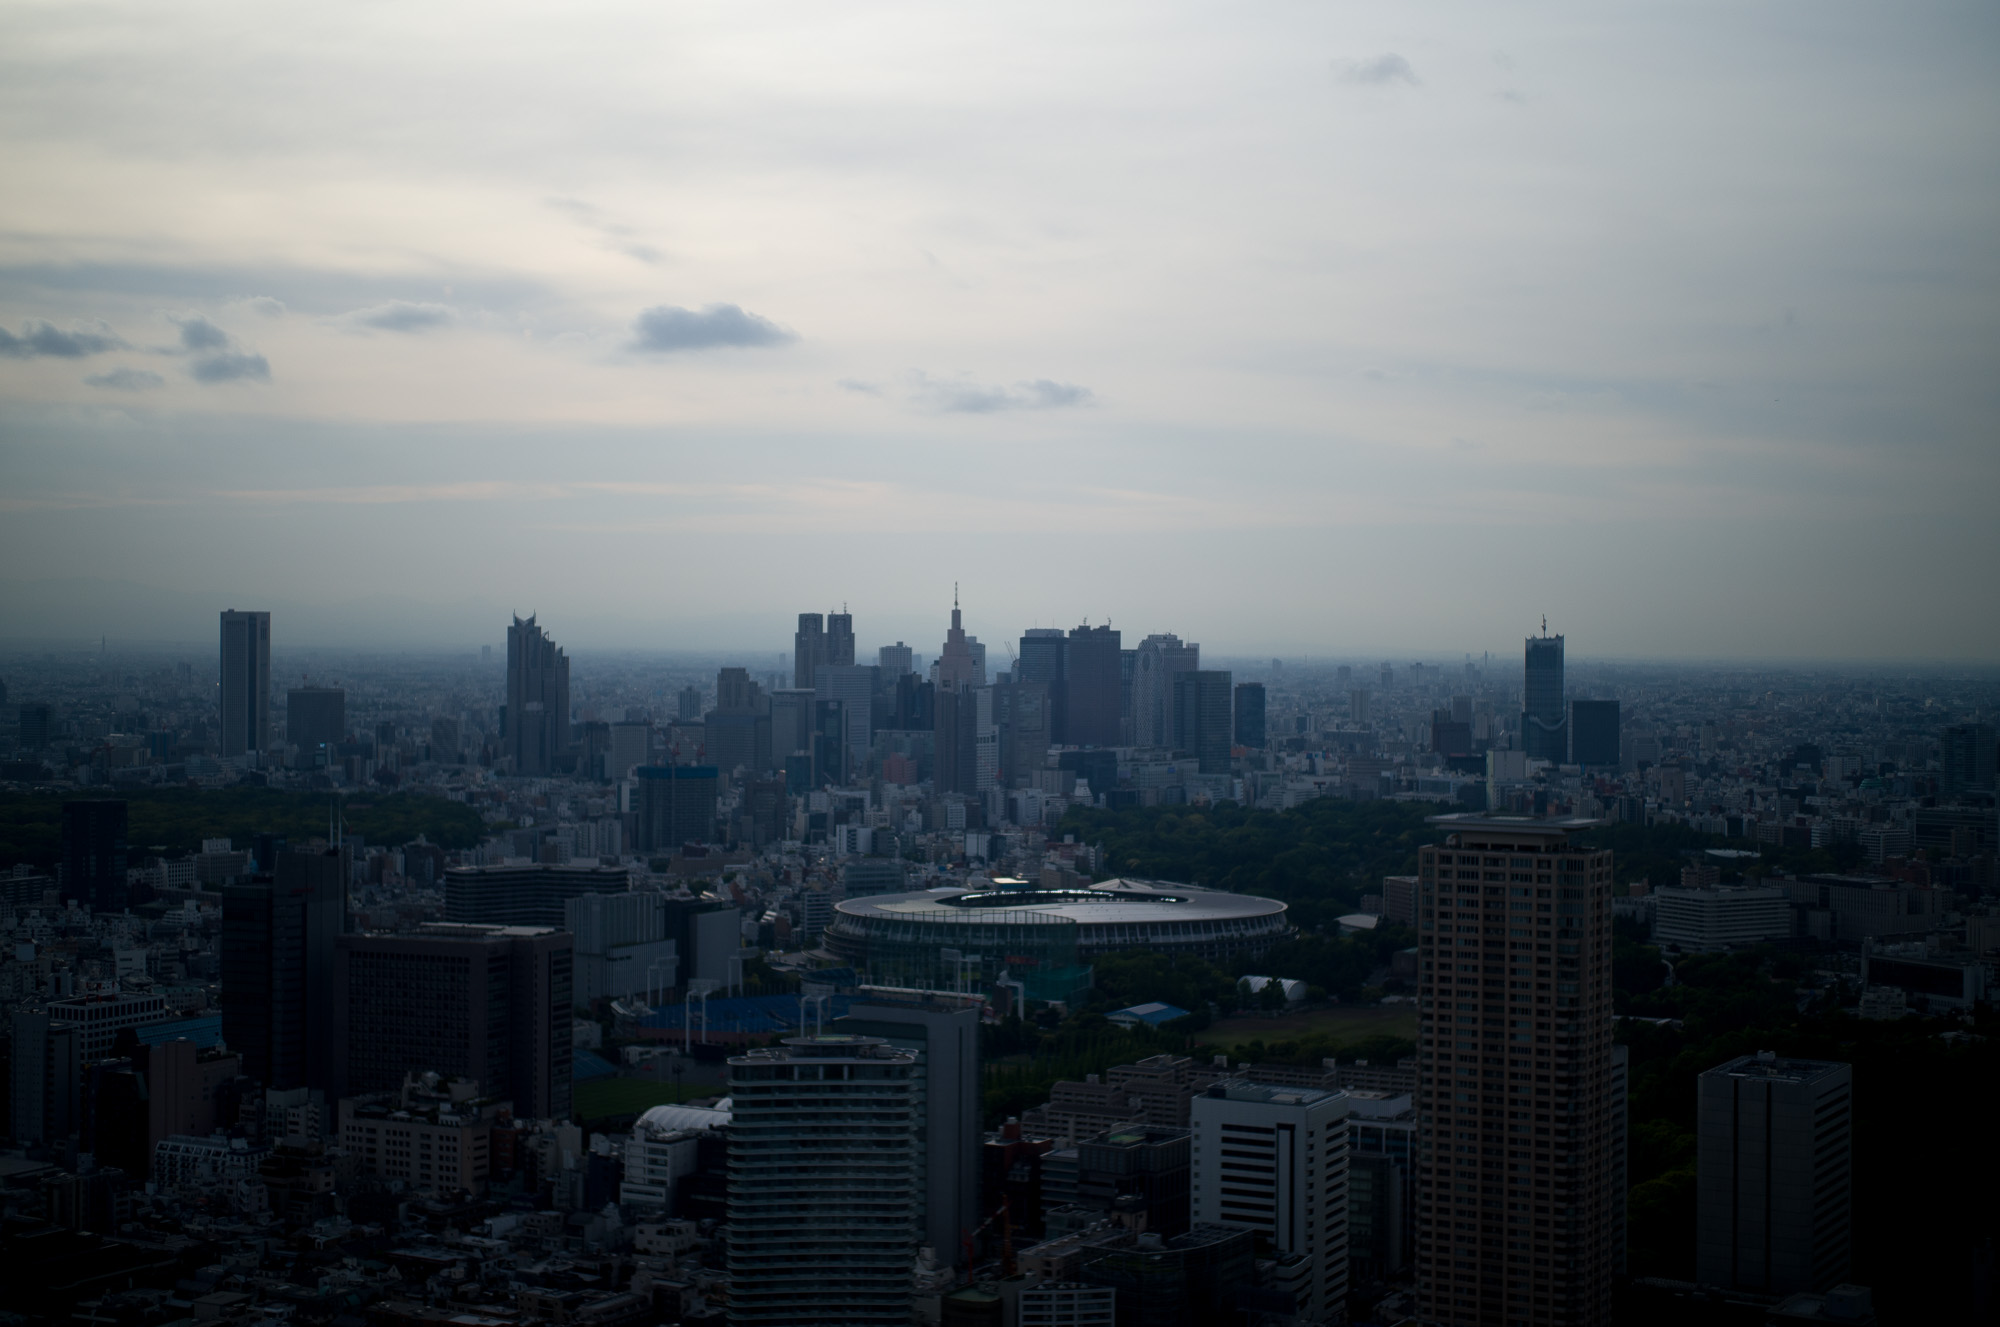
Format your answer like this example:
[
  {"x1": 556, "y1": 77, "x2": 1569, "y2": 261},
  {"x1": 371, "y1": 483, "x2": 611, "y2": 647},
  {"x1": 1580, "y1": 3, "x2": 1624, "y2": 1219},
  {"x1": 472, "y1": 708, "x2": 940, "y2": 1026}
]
[
  {"x1": 1653, "y1": 884, "x2": 1791, "y2": 952},
  {"x1": 621, "y1": 1100, "x2": 731, "y2": 1210},
  {"x1": 337, "y1": 1073, "x2": 508, "y2": 1195}
]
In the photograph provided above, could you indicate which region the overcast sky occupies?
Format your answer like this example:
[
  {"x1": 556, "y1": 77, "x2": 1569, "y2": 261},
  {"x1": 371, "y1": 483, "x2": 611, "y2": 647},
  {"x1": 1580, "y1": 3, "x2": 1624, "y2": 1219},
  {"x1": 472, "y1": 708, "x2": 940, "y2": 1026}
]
[{"x1": 1, "y1": 1, "x2": 1994, "y2": 661}]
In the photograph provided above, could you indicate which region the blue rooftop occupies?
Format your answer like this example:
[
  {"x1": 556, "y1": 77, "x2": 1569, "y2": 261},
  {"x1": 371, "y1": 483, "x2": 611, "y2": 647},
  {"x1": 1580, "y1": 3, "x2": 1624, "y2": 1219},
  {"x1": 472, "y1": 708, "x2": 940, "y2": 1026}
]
[{"x1": 1106, "y1": 1002, "x2": 1191, "y2": 1027}]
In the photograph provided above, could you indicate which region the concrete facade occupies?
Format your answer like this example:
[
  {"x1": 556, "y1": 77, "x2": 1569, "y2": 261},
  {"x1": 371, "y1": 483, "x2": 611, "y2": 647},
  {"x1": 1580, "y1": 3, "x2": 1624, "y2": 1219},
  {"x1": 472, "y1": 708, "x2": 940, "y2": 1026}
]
[{"x1": 1696, "y1": 1053, "x2": 1852, "y2": 1296}]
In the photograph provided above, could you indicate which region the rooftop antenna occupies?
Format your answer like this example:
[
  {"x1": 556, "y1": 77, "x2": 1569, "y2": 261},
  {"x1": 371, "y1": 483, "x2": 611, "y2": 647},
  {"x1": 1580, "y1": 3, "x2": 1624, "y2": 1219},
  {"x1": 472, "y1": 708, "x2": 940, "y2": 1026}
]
[{"x1": 1542, "y1": 615, "x2": 1547, "y2": 636}]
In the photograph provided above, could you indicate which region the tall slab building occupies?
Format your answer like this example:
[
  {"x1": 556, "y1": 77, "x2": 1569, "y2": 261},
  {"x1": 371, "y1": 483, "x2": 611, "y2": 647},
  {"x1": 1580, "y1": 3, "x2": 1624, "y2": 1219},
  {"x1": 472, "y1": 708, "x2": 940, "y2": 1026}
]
[
  {"x1": 60, "y1": 798, "x2": 128, "y2": 912},
  {"x1": 727, "y1": 1035, "x2": 920, "y2": 1326},
  {"x1": 1414, "y1": 815, "x2": 1625, "y2": 1327},
  {"x1": 1131, "y1": 633, "x2": 1200, "y2": 748},
  {"x1": 1062, "y1": 623, "x2": 1123, "y2": 748},
  {"x1": 221, "y1": 847, "x2": 346, "y2": 1092},
  {"x1": 833, "y1": 991, "x2": 983, "y2": 1271},
  {"x1": 506, "y1": 614, "x2": 570, "y2": 776},
  {"x1": 1172, "y1": 669, "x2": 1234, "y2": 773},
  {"x1": 1696, "y1": 1053, "x2": 1852, "y2": 1296},
  {"x1": 219, "y1": 609, "x2": 271, "y2": 758},
  {"x1": 1521, "y1": 629, "x2": 1566, "y2": 763}
]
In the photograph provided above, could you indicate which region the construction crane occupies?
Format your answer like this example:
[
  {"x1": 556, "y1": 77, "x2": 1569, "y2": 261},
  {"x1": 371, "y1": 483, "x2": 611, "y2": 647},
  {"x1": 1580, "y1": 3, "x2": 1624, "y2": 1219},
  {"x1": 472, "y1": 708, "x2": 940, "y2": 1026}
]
[{"x1": 961, "y1": 1196, "x2": 1016, "y2": 1278}]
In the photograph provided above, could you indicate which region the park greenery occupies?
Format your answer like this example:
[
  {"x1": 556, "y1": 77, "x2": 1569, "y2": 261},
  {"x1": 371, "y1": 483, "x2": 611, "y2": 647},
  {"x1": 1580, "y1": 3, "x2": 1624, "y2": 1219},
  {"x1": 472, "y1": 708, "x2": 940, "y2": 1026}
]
[{"x1": 0, "y1": 786, "x2": 491, "y2": 871}]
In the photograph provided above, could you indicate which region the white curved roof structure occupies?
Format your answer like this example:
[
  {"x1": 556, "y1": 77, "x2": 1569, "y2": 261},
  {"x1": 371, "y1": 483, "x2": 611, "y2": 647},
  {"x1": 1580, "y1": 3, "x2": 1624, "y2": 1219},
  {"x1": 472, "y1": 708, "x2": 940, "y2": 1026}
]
[{"x1": 633, "y1": 1099, "x2": 732, "y2": 1136}]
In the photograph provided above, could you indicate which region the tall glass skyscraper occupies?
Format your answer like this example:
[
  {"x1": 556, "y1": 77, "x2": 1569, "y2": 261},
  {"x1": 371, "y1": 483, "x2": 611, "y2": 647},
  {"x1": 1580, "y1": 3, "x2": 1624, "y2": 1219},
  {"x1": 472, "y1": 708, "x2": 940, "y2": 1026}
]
[
  {"x1": 727, "y1": 1035, "x2": 920, "y2": 1326},
  {"x1": 505, "y1": 614, "x2": 569, "y2": 776},
  {"x1": 1521, "y1": 629, "x2": 1566, "y2": 762},
  {"x1": 219, "y1": 609, "x2": 271, "y2": 758}
]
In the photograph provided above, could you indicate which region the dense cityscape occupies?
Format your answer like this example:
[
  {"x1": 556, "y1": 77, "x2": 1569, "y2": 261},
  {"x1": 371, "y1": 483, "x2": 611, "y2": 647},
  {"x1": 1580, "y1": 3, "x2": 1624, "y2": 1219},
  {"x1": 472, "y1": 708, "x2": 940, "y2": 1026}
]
[{"x1": 0, "y1": 604, "x2": 1992, "y2": 1326}]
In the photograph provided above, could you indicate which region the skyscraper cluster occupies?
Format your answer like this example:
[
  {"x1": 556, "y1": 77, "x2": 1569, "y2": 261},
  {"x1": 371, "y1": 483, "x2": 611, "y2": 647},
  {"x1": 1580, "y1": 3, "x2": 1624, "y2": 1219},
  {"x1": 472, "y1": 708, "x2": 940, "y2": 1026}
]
[{"x1": 2, "y1": 601, "x2": 1977, "y2": 1327}]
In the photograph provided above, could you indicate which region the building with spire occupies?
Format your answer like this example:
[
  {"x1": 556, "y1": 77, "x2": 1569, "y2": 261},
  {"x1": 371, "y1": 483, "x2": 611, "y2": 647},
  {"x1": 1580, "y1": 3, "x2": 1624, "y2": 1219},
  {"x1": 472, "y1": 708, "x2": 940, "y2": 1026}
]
[
  {"x1": 933, "y1": 587, "x2": 984, "y2": 692},
  {"x1": 1522, "y1": 622, "x2": 1566, "y2": 763}
]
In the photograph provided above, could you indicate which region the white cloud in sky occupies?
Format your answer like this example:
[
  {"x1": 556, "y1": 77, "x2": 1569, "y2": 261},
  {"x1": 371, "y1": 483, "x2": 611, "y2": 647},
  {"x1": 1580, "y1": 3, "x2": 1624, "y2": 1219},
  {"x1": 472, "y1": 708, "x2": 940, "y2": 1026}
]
[{"x1": 0, "y1": 0, "x2": 1993, "y2": 656}]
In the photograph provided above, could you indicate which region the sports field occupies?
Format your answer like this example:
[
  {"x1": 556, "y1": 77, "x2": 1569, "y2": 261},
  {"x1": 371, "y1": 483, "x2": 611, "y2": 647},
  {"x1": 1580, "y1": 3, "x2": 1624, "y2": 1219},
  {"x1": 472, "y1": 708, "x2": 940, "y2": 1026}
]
[{"x1": 1199, "y1": 1003, "x2": 1418, "y2": 1053}]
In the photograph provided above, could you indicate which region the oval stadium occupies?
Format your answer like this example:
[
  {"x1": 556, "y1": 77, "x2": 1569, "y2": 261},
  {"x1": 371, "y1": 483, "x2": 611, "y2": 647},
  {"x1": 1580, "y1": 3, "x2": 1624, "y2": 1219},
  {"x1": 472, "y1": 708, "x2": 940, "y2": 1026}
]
[{"x1": 824, "y1": 878, "x2": 1291, "y2": 1004}]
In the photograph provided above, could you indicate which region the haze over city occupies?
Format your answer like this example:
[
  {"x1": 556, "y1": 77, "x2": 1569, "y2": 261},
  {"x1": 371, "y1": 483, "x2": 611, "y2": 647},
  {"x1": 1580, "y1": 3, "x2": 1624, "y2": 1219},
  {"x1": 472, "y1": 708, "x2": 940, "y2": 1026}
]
[
  {"x1": 2, "y1": 1, "x2": 1996, "y2": 658},
  {"x1": 1, "y1": 7, "x2": 1997, "y2": 1325}
]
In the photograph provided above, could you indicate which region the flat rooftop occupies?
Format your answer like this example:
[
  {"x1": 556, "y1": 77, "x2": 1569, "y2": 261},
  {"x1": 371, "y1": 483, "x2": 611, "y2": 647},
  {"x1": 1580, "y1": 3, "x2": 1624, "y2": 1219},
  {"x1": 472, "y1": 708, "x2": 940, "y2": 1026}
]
[
  {"x1": 1204, "y1": 1079, "x2": 1344, "y2": 1108},
  {"x1": 1702, "y1": 1053, "x2": 1849, "y2": 1086}
]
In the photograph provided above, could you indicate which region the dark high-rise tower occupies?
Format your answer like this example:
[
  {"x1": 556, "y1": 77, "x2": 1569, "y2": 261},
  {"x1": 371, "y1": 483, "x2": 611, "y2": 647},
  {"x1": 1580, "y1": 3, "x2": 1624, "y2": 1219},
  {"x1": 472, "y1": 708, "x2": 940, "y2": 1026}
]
[
  {"x1": 1132, "y1": 633, "x2": 1200, "y2": 749},
  {"x1": 1172, "y1": 670, "x2": 1234, "y2": 773},
  {"x1": 1414, "y1": 815, "x2": 1625, "y2": 1327},
  {"x1": 506, "y1": 615, "x2": 570, "y2": 775},
  {"x1": 1062, "y1": 624, "x2": 1122, "y2": 748},
  {"x1": 1017, "y1": 628, "x2": 1065, "y2": 686},
  {"x1": 1569, "y1": 700, "x2": 1620, "y2": 768},
  {"x1": 794, "y1": 613, "x2": 826, "y2": 689},
  {"x1": 61, "y1": 799, "x2": 128, "y2": 912},
  {"x1": 1233, "y1": 681, "x2": 1267, "y2": 750},
  {"x1": 18, "y1": 701, "x2": 53, "y2": 750},
  {"x1": 218, "y1": 610, "x2": 271, "y2": 758},
  {"x1": 286, "y1": 685, "x2": 345, "y2": 761},
  {"x1": 826, "y1": 610, "x2": 855, "y2": 668},
  {"x1": 633, "y1": 766, "x2": 720, "y2": 852},
  {"x1": 1522, "y1": 625, "x2": 1566, "y2": 763},
  {"x1": 1941, "y1": 723, "x2": 1996, "y2": 796},
  {"x1": 726, "y1": 1035, "x2": 921, "y2": 1326},
  {"x1": 1696, "y1": 1054, "x2": 1852, "y2": 1296},
  {"x1": 220, "y1": 847, "x2": 345, "y2": 1091}
]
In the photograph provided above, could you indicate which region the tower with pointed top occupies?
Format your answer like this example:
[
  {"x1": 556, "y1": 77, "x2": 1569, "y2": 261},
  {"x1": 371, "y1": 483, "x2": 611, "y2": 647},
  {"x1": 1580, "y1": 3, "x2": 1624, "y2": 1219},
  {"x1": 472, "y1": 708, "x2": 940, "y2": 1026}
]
[{"x1": 933, "y1": 589, "x2": 983, "y2": 692}]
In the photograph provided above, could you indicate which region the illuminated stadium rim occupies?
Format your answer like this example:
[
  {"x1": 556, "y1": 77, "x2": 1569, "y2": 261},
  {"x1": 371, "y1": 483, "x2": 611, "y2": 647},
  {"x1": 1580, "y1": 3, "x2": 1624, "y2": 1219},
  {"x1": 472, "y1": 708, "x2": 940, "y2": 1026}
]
[{"x1": 940, "y1": 890, "x2": 1190, "y2": 909}]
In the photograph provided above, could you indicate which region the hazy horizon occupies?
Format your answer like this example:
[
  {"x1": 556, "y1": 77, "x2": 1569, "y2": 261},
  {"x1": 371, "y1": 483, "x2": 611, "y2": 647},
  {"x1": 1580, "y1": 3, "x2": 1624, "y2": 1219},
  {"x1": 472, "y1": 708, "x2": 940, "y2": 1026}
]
[{"x1": 4, "y1": 2, "x2": 1996, "y2": 661}]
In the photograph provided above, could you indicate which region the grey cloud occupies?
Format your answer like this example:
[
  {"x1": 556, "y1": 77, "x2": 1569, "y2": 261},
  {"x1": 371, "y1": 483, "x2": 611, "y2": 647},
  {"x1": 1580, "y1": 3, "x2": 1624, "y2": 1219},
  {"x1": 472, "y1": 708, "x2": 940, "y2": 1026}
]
[
  {"x1": 162, "y1": 313, "x2": 271, "y2": 382},
  {"x1": 837, "y1": 378, "x2": 884, "y2": 395},
  {"x1": 84, "y1": 367, "x2": 166, "y2": 391},
  {"x1": 0, "y1": 319, "x2": 125, "y2": 358},
  {"x1": 1335, "y1": 54, "x2": 1420, "y2": 86},
  {"x1": 628, "y1": 303, "x2": 795, "y2": 353},
  {"x1": 345, "y1": 300, "x2": 455, "y2": 332},
  {"x1": 548, "y1": 198, "x2": 665, "y2": 266},
  {"x1": 0, "y1": 261, "x2": 550, "y2": 319},
  {"x1": 173, "y1": 314, "x2": 231, "y2": 351},
  {"x1": 911, "y1": 372, "x2": 1095, "y2": 414},
  {"x1": 190, "y1": 351, "x2": 271, "y2": 383}
]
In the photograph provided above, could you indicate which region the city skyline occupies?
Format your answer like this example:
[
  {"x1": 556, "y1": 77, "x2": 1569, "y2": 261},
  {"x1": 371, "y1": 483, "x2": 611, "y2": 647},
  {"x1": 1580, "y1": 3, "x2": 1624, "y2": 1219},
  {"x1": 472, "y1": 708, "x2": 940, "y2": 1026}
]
[{"x1": 5, "y1": 592, "x2": 2000, "y2": 670}]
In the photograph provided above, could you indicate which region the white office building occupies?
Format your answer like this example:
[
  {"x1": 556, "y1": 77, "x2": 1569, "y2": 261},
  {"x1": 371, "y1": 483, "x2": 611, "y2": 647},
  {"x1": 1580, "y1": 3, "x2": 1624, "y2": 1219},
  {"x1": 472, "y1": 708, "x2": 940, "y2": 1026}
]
[
  {"x1": 1190, "y1": 1079, "x2": 1350, "y2": 1323},
  {"x1": 1653, "y1": 885, "x2": 1792, "y2": 952},
  {"x1": 623, "y1": 1100, "x2": 732, "y2": 1209},
  {"x1": 566, "y1": 891, "x2": 677, "y2": 1002}
]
